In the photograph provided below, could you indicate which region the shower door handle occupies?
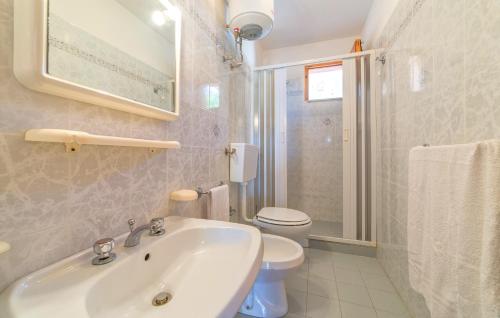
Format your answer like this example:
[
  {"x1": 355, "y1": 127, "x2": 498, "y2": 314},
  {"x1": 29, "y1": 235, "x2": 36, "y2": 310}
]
[{"x1": 343, "y1": 129, "x2": 350, "y2": 142}]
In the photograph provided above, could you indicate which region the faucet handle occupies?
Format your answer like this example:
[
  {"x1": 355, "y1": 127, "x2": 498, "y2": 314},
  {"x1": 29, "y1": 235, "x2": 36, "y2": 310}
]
[
  {"x1": 92, "y1": 238, "x2": 116, "y2": 265},
  {"x1": 128, "y1": 219, "x2": 136, "y2": 232},
  {"x1": 150, "y1": 217, "x2": 165, "y2": 236}
]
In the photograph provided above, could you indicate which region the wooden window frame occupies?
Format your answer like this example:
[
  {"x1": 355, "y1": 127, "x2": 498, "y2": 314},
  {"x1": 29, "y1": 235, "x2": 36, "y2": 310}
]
[
  {"x1": 304, "y1": 60, "x2": 343, "y2": 102},
  {"x1": 351, "y1": 39, "x2": 363, "y2": 53}
]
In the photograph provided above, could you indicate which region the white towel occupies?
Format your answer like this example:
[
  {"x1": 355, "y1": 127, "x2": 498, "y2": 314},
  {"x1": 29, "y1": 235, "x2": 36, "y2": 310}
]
[
  {"x1": 208, "y1": 184, "x2": 230, "y2": 222},
  {"x1": 408, "y1": 140, "x2": 500, "y2": 318}
]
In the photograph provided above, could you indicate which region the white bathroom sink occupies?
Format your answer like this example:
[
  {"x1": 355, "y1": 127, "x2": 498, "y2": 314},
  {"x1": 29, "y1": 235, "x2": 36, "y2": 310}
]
[{"x1": 0, "y1": 217, "x2": 263, "y2": 318}]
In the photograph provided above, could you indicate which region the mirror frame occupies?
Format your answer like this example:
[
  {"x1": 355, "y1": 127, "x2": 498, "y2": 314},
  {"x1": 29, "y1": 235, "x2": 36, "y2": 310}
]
[{"x1": 13, "y1": 0, "x2": 181, "y2": 121}]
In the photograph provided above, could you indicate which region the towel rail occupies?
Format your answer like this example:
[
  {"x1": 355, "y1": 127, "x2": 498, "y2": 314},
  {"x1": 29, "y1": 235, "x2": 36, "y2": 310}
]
[{"x1": 195, "y1": 181, "x2": 225, "y2": 199}]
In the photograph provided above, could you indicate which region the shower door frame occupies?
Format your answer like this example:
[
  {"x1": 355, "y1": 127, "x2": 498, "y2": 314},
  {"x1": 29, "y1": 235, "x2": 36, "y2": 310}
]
[
  {"x1": 255, "y1": 50, "x2": 378, "y2": 246},
  {"x1": 274, "y1": 68, "x2": 288, "y2": 207},
  {"x1": 341, "y1": 54, "x2": 377, "y2": 244},
  {"x1": 342, "y1": 58, "x2": 358, "y2": 241}
]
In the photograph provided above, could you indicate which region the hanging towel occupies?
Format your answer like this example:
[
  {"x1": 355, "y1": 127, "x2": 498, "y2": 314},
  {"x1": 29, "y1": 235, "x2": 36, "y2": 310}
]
[
  {"x1": 408, "y1": 140, "x2": 500, "y2": 318},
  {"x1": 208, "y1": 184, "x2": 230, "y2": 222}
]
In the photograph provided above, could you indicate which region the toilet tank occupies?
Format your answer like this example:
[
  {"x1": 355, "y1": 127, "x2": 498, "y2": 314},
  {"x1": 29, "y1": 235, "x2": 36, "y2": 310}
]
[{"x1": 230, "y1": 143, "x2": 259, "y2": 183}]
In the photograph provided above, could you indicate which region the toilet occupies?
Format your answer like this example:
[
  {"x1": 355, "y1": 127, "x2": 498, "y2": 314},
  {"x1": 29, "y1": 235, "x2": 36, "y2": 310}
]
[
  {"x1": 253, "y1": 207, "x2": 312, "y2": 247},
  {"x1": 239, "y1": 234, "x2": 304, "y2": 318},
  {"x1": 229, "y1": 143, "x2": 313, "y2": 248}
]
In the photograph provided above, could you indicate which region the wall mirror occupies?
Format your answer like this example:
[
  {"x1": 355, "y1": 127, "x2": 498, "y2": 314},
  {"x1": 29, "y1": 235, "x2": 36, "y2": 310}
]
[{"x1": 14, "y1": 0, "x2": 181, "y2": 121}]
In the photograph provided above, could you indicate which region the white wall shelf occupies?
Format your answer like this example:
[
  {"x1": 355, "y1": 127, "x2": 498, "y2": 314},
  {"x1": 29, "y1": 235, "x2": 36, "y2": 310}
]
[{"x1": 25, "y1": 129, "x2": 181, "y2": 152}]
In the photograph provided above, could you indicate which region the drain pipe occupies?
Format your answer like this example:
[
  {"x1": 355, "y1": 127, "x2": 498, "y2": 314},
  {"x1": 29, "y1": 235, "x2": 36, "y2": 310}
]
[{"x1": 240, "y1": 182, "x2": 253, "y2": 223}]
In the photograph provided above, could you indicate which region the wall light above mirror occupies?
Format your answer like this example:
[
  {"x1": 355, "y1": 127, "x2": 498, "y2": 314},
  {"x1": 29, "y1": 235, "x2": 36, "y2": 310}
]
[{"x1": 14, "y1": 0, "x2": 181, "y2": 121}]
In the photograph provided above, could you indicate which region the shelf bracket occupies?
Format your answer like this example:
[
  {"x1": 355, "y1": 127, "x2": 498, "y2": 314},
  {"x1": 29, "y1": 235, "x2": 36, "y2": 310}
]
[{"x1": 65, "y1": 141, "x2": 81, "y2": 153}]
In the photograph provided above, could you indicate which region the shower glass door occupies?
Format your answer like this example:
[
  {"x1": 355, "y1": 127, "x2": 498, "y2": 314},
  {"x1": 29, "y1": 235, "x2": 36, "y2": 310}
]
[{"x1": 285, "y1": 65, "x2": 344, "y2": 238}]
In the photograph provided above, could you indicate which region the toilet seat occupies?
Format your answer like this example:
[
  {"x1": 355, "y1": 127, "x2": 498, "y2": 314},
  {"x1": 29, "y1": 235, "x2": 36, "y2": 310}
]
[
  {"x1": 253, "y1": 207, "x2": 312, "y2": 247},
  {"x1": 256, "y1": 207, "x2": 311, "y2": 226}
]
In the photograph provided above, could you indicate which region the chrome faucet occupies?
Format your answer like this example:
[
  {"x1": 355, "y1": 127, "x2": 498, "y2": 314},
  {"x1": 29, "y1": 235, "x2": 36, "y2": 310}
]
[
  {"x1": 124, "y1": 217, "x2": 165, "y2": 247},
  {"x1": 92, "y1": 238, "x2": 116, "y2": 265}
]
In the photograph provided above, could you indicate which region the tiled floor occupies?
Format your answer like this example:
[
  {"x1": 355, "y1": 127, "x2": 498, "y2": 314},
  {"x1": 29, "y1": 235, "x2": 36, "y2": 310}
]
[
  {"x1": 310, "y1": 220, "x2": 343, "y2": 238},
  {"x1": 235, "y1": 248, "x2": 411, "y2": 318}
]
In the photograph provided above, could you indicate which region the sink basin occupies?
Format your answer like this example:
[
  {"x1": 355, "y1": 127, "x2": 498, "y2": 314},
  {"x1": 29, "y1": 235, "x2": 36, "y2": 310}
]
[{"x1": 0, "y1": 217, "x2": 263, "y2": 318}]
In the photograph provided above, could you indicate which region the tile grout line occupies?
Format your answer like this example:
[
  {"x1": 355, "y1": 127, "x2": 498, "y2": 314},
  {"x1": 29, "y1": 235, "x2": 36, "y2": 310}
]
[
  {"x1": 331, "y1": 256, "x2": 344, "y2": 318},
  {"x1": 358, "y1": 265, "x2": 380, "y2": 315},
  {"x1": 375, "y1": 258, "x2": 414, "y2": 317},
  {"x1": 304, "y1": 252, "x2": 310, "y2": 318}
]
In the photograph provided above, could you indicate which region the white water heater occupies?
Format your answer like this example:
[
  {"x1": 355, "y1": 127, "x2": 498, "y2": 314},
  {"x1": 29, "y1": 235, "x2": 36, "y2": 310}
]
[{"x1": 227, "y1": 0, "x2": 274, "y2": 41}]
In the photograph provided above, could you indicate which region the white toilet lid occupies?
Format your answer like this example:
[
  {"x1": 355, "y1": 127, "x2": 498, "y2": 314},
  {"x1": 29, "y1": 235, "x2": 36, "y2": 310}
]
[{"x1": 257, "y1": 207, "x2": 311, "y2": 225}]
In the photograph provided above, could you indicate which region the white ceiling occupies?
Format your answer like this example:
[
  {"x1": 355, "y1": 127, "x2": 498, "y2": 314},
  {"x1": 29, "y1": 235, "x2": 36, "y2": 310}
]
[{"x1": 261, "y1": 0, "x2": 374, "y2": 50}]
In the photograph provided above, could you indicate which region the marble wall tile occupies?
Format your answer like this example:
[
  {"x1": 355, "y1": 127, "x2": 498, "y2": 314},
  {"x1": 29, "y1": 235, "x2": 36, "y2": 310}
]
[
  {"x1": 167, "y1": 147, "x2": 194, "y2": 191},
  {"x1": 0, "y1": 0, "x2": 251, "y2": 291},
  {"x1": 286, "y1": 77, "x2": 343, "y2": 223},
  {"x1": 432, "y1": 44, "x2": 465, "y2": 145},
  {"x1": 168, "y1": 104, "x2": 195, "y2": 146},
  {"x1": 0, "y1": 0, "x2": 13, "y2": 69},
  {"x1": 463, "y1": 0, "x2": 500, "y2": 142},
  {"x1": 0, "y1": 134, "x2": 70, "y2": 237},
  {"x1": 68, "y1": 103, "x2": 131, "y2": 137},
  {"x1": 375, "y1": 0, "x2": 500, "y2": 316},
  {"x1": 0, "y1": 72, "x2": 71, "y2": 134},
  {"x1": 0, "y1": 226, "x2": 72, "y2": 289},
  {"x1": 128, "y1": 150, "x2": 169, "y2": 218},
  {"x1": 66, "y1": 146, "x2": 134, "y2": 251}
]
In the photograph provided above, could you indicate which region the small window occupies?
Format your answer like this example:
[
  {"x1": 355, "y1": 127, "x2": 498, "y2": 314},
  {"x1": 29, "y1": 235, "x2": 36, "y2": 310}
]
[{"x1": 304, "y1": 61, "x2": 343, "y2": 101}]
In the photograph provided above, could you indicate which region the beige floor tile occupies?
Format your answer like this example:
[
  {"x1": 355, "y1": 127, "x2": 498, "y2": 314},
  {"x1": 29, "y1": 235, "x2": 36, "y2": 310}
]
[
  {"x1": 237, "y1": 250, "x2": 409, "y2": 318},
  {"x1": 307, "y1": 249, "x2": 334, "y2": 263},
  {"x1": 283, "y1": 314, "x2": 306, "y2": 318},
  {"x1": 368, "y1": 289, "x2": 409, "y2": 315},
  {"x1": 340, "y1": 301, "x2": 378, "y2": 318},
  {"x1": 287, "y1": 289, "x2": 308, "y2": 316},
  {"x1": 296, "y1": 259, "x2": 309, "y2": 277},
  {"x1": 356, "y1": 260, "x2": 386, "y2": 275},
  {"x1": 337, "y1": 282, "x2": 373, "y2": 307},
  {"x1": 361, "y1": 272, "x2": 396, "y2": 293},
  {"x1": 306, "y1": 294, "x2": 342, "y2": 318},
  {"x1": 307, "y1": 276, "x2": 338, "y2": 299},
  {"x1": 286, "y1": 273, "x2": 308, "y2": 292},
  {"x1": 309, "y1": 260, "x2": 335, "y2": 279},
  {"x1": 334, "y1": 267, "x2": 365, "y2": 286},
  {"x1": 376, "y1": 309, "x2": 411, "y2": 318},
  {"x1": 332, "y1": 252, "x2": 362, "y2": 269}
]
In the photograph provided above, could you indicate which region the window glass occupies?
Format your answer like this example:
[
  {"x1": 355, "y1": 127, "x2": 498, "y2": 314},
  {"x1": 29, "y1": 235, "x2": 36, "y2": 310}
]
[{"x1": 306, "y1": 63, "x2": 343, "y2": 101}]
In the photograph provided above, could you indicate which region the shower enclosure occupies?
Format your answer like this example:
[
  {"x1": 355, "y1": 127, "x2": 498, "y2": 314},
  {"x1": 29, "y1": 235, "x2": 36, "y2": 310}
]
[{"x1": 253, "y1": 52, "x2": 376, "y2": 244}]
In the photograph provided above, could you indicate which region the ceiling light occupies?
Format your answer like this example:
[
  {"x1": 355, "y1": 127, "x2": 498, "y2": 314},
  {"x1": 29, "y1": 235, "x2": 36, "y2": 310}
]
[
  {"x1": 159, "y1": 0, "x2": 180, "y2": 20},
  {"x1": 151, "y1": 10, "x2": 166, "y2": 26}
]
